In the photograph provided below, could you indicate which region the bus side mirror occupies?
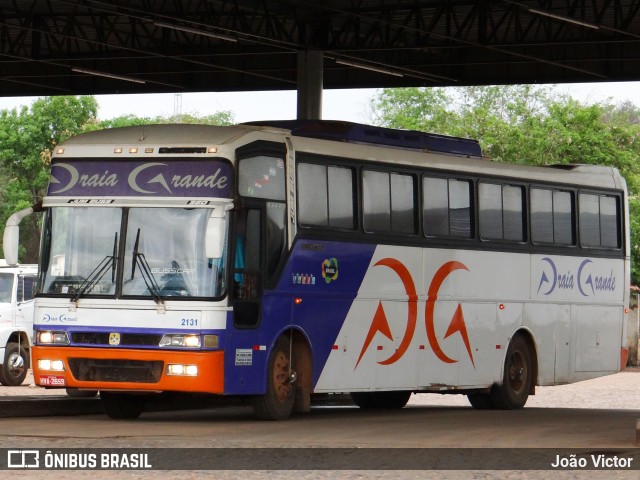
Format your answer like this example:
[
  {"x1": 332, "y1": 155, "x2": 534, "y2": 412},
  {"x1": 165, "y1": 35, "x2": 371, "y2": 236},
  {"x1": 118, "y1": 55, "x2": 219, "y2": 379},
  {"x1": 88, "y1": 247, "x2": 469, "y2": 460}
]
[
  {"x1": 3, "y1": 206, "x2": 34, "y2": 266},
  {"x1": 205, "y1": 217, "x2": 225, "y2": 259},
  {"x1": 3, "y1": 225, "x2": 19, "y2": 266},
  {"x1": 205, "y1": 204, "x2": 232, "y2": 259}
]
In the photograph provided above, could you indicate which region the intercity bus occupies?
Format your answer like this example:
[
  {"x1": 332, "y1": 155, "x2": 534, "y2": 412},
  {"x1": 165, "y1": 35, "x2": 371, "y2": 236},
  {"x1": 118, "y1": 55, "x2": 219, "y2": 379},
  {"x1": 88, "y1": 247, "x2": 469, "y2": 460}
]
[{"x1": 3, "y1": 120, "x2": 629, "y2": 419}]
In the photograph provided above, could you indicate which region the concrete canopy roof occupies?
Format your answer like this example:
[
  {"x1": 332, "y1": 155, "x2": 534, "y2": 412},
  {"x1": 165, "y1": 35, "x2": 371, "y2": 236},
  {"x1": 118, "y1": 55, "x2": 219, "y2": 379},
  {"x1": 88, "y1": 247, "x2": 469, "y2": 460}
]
[{"x1": 2, "y1": 1, "x2": 640, "y2": 97}]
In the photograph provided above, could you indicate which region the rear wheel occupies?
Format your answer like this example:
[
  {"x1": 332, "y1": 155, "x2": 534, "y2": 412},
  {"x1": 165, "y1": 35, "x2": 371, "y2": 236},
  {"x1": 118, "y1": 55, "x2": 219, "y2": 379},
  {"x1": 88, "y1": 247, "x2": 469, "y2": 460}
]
[
  {"x1": 351, "y1": 391, "x2": 412, "y2": 409},
  {"x1": 0, "y1": 342, "x2": 28, "y2": 386},
  {"x1": 100, "y1": 392, "x2": 147, "y2": 419},
  {"x1": 491, "y1": 334, "x2": 533, "y2": 409},
  {"x1": 251, "y1": 337, "x2": 296, "y2": 420}
]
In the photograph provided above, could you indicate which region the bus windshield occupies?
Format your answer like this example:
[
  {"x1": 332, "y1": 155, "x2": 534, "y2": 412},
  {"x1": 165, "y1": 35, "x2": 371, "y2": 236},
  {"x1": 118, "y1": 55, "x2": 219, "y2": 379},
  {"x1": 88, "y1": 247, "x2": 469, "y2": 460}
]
[{"x1": 42, "y1": 206, "x2": 227, "y2": 299}]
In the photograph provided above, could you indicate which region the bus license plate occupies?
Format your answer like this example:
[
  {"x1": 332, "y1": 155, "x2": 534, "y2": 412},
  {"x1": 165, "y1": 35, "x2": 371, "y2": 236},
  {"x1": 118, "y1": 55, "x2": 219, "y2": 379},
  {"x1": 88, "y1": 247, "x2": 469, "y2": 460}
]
[{"x1": 39, "y1": 375, "x2": 66, "y2": 387}]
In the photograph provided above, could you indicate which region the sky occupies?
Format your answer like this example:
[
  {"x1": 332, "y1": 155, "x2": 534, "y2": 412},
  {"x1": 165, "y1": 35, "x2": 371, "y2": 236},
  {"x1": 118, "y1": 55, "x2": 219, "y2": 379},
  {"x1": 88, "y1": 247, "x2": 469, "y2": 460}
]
[
  {"x1": 1, "y1": 82, "x2": 640, "y2": 124},
  {"x1": 0, "y1": 88, "x2": 377, "y2": 124}
]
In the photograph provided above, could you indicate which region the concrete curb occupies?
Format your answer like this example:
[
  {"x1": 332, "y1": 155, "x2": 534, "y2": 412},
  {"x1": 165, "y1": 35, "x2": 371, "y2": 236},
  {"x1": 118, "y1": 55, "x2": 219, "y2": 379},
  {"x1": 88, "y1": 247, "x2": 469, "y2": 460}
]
[
  {"x1": 0, "y1": 396, "x2": 104, "y2": 418},
  {"x1": 0, "y1": 392, "x2": 355, "y2": 418}
]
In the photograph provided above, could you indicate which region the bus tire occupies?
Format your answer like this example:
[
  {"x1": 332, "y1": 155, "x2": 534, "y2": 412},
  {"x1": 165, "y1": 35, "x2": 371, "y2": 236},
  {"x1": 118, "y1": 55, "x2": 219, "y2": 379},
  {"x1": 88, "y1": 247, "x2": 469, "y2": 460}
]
[
  {"x1": 351, "y1": 391, "x2": 411, "y2": 409},
  {"x1": 251, "y1": 337, "x2": 296, "y2": 420},
  {"x1": 0, "y1": 342, "x2": 28, "y2": 386},
  {"x1": 100, "y1": 392, "x2": 147, "y2": 419},
  {"x1": 491, "y1": 334, "x2": 532, "y2": 409},
  {"x1": 467, "y1": 393, "x2": 494, "y2": 410}
]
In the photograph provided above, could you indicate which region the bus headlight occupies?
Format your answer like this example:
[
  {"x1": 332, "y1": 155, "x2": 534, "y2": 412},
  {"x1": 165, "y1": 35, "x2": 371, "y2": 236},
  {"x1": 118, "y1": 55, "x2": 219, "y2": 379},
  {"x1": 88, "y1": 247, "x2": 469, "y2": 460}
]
[
  {"x1": 159, "y1": 334, "x2": 201, "y2": 348},
  {"x1": 166, "y1": 364, "x2": 198, "y2": 376},
  {"x1": 38, "y1": 359, "x2": 66, "y2": 371},
  {"x1": 38, "y1": 331, "x2": 70, "y2": 345}
]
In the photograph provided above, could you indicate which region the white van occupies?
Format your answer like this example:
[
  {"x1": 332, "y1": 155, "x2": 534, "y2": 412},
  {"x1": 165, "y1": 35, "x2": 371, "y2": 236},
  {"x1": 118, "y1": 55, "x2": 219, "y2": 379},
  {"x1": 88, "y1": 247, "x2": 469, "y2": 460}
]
[{"x1": 0, "y1": 261, "x2": 37, "y2": 386}]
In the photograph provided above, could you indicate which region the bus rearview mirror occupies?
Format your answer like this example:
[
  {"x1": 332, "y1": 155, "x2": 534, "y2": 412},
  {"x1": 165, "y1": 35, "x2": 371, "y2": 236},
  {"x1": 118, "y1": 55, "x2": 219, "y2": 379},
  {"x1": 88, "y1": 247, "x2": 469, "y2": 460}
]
[
  {"x1": 205, "y1": 217, "x2": 225, "y2": 259},
  {"x1": 3, "y1": 225, "x2": 19, "y2": 266},
  {"x1": 3, "y1": 206, "x2": 34, "y2": 266},
  {"x1": 205, "y1": 204, "x2": 232, "y2": 259}
]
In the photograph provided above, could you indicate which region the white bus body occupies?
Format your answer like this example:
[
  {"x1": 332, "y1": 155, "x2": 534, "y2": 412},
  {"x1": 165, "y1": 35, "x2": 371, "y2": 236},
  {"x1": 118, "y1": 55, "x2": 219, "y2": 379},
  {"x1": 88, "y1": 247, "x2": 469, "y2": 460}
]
[{"x1": 4, "y1": 121, "x2": 627, "y2": 419}]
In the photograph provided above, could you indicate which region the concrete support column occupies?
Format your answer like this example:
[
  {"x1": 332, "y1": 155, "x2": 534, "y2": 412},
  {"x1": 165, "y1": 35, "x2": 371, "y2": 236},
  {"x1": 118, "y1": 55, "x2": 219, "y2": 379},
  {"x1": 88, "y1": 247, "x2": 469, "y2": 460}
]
[{"x1": 296, "y1": 50, "x2": 323, "y2": 120}]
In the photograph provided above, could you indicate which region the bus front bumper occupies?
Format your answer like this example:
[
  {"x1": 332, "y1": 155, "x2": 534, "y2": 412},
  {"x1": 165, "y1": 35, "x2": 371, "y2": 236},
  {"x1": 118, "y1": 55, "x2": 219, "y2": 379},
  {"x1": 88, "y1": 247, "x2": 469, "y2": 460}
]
[{"x1": 32, "y1": 346, "x2": 224, "y2": 394}]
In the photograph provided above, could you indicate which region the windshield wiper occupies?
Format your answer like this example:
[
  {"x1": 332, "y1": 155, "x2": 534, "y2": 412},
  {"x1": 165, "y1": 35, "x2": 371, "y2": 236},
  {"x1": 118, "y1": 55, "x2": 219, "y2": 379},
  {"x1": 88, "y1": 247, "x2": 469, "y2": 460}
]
[
  {"x1": 111, "y1": 231, "x2": 118, "y2": 283},
  {"x1": 130, "y1": 228, "x2": 164, "y2": 305},
  {"x1": 71, "y1": 232, "x2": 118, "y2": 303}
]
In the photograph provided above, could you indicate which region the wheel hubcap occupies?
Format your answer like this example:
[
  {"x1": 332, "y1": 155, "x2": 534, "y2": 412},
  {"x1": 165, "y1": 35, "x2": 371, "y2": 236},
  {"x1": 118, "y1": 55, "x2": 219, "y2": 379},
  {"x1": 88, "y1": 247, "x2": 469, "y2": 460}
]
[
  {"x1": 508, "y1": 351, "x2": 525, "y2": 393},
  {"x1": 8, "y1": 352, "x2": 25, "y2": 378},
  {"x1": 273, "y1": 351, "x2": 293, "y2": 402}
]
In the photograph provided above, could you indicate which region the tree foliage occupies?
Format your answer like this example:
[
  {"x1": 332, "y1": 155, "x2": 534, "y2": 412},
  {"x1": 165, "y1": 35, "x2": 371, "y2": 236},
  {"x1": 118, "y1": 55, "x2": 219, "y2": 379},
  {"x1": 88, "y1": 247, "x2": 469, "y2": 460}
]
[
  {"x1": 0, "y1": 96, "x2": 235, "y2": 262},
  {"x1": 96, "y1": 110, "x2": 234, "y2": 130},
  {"x1": 0, "y1": 96, "x2": 99, "y2": 261},
  {"x1": 371, "y1": 86, "x2": 640, "y2": 283}
]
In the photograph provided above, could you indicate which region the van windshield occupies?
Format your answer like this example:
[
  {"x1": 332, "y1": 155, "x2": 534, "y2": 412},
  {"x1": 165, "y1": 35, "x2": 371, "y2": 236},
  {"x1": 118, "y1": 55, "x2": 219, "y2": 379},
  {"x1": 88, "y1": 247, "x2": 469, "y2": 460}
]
[{"x1": 0, "y1": 273, "x2": 14, "y2": 303}]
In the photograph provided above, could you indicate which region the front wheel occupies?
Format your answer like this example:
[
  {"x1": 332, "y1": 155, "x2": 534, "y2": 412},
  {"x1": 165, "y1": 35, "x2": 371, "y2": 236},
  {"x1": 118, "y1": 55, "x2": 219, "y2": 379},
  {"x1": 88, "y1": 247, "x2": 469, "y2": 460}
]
[
  {"x1": 251, "y1": 337, "x2": 296, "y2": 420},
  {"x1": 491, "y1": 334, "x2": 533, "y2": 409},
  {"x1": 0, "y1": 342, "x2": 29, "y2": 386},
  {"x1": 100, "y1": 392, "x2": 147, "y2": 419},
  {"x1": 66, "y1": 388, "x2": 99, "y2": 398}
]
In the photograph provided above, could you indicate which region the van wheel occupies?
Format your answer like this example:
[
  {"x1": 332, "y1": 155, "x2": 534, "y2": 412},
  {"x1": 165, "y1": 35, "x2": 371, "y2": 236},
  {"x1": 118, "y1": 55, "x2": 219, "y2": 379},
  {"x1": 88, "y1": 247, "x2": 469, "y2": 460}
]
[
  {"x1": 491, "y1": 334, "x2": 532, "y2": 409},
  {"x1": 0, "y1": 342, "x2": 28, "y2": 386},
  {"x1": 251, "y1": 337, "x2": 296, "y2": 420}
]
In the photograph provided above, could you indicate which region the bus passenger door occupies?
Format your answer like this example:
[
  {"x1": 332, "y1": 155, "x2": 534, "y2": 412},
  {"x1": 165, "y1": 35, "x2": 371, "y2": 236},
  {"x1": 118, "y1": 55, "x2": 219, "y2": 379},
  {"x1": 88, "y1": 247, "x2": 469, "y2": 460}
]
[{"x1": 232, "y1": 208, "x2": 263, "y2": 328}]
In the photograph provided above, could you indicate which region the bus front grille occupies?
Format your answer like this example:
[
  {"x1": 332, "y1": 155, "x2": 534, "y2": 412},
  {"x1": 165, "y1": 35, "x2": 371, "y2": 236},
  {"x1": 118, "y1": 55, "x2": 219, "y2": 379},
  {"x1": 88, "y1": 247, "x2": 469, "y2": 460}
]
[
  {"x1": 68, "y1": 358, "x2": 163, "y2": 383},
  {"x1": 71, "y1": 332, "x2": 163, "y2": 347}
]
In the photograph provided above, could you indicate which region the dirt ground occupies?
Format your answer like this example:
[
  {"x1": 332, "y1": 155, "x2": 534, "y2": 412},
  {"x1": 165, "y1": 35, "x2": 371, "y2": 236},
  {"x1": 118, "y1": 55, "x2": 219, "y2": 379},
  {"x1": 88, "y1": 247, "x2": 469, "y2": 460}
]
[{"x1": 1, "y1": 368, "x2": 639, "y2": 480}]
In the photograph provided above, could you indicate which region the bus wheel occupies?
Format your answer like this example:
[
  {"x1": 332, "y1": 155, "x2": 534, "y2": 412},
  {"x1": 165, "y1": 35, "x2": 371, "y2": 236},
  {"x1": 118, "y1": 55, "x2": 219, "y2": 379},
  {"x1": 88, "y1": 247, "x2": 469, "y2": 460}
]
[
  {"x1": 100, "y1": 392, "x2": 147, "y2": 419},
  {"x1": 491, "y1": 334, "x2": 532, "y2": 409},
  {"x1": 251, "y1": 337, "x2": 296, "y2": 420},
  {"x1": 0, "y1": 342, "x2": 28, "y2": 386},
  {"x1": 467, "y1": 393, "x2": 494, "y2": 410},
  {"x1": 351, "y1": 391, "x2": 411, "y2": 409}
]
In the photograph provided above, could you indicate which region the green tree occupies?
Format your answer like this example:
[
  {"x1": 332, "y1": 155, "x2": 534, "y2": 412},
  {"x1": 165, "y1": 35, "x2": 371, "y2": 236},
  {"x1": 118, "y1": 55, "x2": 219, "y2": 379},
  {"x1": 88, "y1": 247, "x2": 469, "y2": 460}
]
[
  {"x1": 370, "y1": 87, "x2": 455, "y2": 132},
  {"x1": 0, "y1": 96, "x2": 99, "y2": 262},
  {"x1": 97, "y1": 110, "x2": 234, "y2": 129}
]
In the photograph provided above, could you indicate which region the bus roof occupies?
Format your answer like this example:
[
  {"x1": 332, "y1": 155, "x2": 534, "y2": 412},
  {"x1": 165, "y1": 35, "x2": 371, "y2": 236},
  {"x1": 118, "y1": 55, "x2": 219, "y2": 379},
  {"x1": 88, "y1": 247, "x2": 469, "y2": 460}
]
[
  {"x1": 56, "y1": 122, "x2": 626, "y2": 192},
  {"x1": 59, "y1": 123, "x2": 251, "y2": 147},
  {"x1": 244, "y1": 120, "x2": 483, "y2": 157},
  {"x1": 62, "y1": 121, "x2": 482, "y2": 157}
]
